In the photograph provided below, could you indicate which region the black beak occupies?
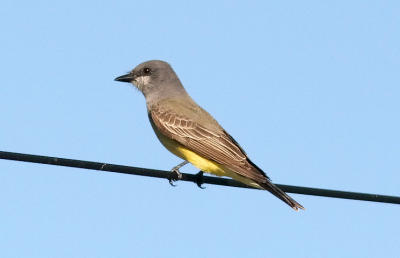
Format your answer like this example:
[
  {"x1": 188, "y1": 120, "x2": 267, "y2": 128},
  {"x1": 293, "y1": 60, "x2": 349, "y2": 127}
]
[{"x1": 114, "y1": 73, "x2": 135, "y2": 83}]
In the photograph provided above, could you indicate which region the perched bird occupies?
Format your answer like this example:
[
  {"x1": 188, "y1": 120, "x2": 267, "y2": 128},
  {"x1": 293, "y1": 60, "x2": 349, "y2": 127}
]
[{"x1": 115, "y1": 60, "x2": 304, "y2": 210}]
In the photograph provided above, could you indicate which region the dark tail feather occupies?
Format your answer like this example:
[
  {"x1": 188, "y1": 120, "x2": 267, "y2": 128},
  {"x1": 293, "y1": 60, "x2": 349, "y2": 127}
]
[{"x1": 260, "y1": 180, "x2": 305, "y2": 211}]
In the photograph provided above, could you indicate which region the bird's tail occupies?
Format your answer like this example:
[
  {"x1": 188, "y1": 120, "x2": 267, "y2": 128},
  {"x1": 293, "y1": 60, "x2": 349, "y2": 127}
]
[{"x1": 260, "y1": 180, "x2": 304, "y2": 211}]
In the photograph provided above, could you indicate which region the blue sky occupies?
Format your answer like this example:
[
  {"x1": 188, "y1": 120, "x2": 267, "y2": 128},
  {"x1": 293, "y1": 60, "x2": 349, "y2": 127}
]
[{"x1": 1, "y1": 1, "x2": 399, "y2": 257}]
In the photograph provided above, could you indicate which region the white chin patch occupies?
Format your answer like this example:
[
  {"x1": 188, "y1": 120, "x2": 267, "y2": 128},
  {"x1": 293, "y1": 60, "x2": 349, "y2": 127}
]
[{"x1": 134, "y1": 76, "x2": 151, "y2": 91}]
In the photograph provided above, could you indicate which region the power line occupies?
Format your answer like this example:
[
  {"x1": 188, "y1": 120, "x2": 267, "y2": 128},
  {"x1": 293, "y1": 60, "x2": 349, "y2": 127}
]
[{"x1": 1, "y1": 150, "x2": 399, "y2": 205}]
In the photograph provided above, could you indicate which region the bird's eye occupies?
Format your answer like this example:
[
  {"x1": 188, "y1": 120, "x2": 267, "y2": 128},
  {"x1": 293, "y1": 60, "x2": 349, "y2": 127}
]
[{"x1": 143, "y1": 67, "x2": 151, "y2": 74}]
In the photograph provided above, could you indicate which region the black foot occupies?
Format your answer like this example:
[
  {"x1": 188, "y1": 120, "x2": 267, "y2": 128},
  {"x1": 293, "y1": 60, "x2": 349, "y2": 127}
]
[
  {"x1": 168, "y1": 169, "x2": 182, "y2": 187},
  {"x1": 194, "y1": 171, "x2": 205, "y2": 189}
]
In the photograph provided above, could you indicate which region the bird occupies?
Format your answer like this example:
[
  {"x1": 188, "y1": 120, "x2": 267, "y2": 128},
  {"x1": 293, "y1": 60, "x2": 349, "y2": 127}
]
[{"x1": 115, "y1": 60, "x2": 304, "y2": 210}]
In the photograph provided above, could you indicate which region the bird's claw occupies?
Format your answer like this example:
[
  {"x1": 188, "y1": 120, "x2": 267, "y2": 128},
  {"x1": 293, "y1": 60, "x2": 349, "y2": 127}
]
[
  {"x1": 195, "y1": 171, "x2": 205, "y2": 189},
  {"x1": 168, "y1": 161, "x2": 187, "y2": 186},
  {"x1": 168, "y1": 169, "x2": 182, "y2": 187}
]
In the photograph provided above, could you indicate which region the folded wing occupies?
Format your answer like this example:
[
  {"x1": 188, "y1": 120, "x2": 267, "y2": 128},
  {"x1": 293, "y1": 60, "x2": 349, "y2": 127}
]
[{"x1": 150, "y1": 106, "x2": 268, "y2": 183}]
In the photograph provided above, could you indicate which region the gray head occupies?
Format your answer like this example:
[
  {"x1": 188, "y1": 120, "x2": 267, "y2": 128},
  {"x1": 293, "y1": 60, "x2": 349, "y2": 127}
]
[{"x1": 115, "y1": 60, "x2": 187, "y2": 100}]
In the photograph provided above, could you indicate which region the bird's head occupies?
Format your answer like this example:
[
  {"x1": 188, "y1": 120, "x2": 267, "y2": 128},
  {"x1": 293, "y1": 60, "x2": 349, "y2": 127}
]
[{"x1": 115, "y1": 60, "x2": 178, "y2": 96}]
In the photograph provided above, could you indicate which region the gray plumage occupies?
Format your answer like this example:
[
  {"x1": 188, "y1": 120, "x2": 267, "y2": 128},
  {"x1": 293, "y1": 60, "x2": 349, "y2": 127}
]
[{"x1": 115, "y1": 60, "x2": 304, "y2": 210}]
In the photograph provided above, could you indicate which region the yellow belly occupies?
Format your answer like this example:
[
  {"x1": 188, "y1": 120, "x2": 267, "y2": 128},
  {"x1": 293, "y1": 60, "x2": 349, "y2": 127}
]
[
  {"x1": 154, "y1": 129, "x2": 262, "y2": 189},
  {"x1": 173, "y1": 144, "x2": 227, "y2": 176}
]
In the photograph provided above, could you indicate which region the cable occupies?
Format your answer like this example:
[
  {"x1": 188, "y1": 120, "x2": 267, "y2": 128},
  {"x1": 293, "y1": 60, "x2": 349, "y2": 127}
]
[{"x1": 1, "y1": 150, "x2": 399, "y2": 205}]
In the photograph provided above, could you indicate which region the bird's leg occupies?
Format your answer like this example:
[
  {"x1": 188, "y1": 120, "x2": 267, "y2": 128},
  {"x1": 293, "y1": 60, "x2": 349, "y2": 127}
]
[
  {"x1": 194, "y1": 171, "x2": 205, "y2": 189},
  {"x1": 168, "y1": 161, "x2": 188, "y2": 186}
]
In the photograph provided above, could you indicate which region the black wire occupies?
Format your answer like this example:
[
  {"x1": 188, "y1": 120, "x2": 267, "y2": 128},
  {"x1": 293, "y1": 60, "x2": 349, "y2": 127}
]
[{"x1": 1, "y1": 151, "x2": 399, "y2": 205}]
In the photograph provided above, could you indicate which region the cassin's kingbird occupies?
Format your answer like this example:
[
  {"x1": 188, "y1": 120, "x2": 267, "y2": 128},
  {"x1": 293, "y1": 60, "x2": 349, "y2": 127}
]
[{"x1": 115, "y1": 60, "x2": 304, "y2": 210}]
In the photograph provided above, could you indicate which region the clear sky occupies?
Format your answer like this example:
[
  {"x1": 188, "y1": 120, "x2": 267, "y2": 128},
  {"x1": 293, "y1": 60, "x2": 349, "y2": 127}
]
[{"x1": 1, "y1": 1, "x2": 399, "y2": 257}]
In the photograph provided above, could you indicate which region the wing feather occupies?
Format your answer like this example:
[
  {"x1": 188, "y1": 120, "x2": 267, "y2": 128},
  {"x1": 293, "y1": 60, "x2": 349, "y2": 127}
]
[{"x1": 150, "y1": 106, "x2": 267, "y2": 182}]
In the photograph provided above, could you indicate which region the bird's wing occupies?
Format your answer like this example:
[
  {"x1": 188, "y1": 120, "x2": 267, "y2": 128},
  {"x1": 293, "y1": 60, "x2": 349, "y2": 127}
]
[{"x1": 149, "y1": 106, "x2": 267, "y2": 183}]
